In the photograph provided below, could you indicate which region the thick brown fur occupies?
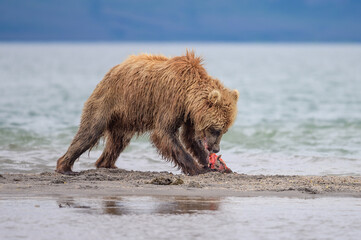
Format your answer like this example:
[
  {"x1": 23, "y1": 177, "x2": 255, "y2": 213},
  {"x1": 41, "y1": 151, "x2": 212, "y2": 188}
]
[{"x1": 56, "y1": 50, "x2": 239, "y2": 175}]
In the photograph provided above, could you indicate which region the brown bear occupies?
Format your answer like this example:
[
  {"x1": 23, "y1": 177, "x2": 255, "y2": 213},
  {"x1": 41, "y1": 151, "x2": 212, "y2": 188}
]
[{"x1": 56, "y1": 50, "x2": 239, "y2": 175}]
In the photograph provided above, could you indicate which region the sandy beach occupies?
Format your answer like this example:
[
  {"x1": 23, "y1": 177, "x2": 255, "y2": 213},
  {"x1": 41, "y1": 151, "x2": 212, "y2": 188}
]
[{"x1": 1, "y1": 169, "x2": 360, "y2": 198}]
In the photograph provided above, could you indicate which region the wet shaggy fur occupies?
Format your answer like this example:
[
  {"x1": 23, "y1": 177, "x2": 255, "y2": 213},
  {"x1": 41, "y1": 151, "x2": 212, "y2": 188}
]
[{"x1": 56, "y1": 51, "x2": 239, "y2": 175}]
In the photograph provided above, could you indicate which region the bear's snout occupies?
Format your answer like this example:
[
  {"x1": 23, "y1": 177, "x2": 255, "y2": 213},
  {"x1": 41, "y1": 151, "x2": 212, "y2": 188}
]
[{"x1": 212, "y1": 145, "x2": 220, "y2": 153}]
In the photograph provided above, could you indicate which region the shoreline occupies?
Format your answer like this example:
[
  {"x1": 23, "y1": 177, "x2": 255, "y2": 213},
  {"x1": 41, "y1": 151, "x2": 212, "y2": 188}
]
[{"x1": 1, "y1": 169, "x2": 361, "y2": 198}]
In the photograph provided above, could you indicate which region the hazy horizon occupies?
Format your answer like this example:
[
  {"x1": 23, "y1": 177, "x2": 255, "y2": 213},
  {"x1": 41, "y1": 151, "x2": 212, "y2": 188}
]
[{"x1": 1, "y1": 0, "x2": 360, "y2": 42}]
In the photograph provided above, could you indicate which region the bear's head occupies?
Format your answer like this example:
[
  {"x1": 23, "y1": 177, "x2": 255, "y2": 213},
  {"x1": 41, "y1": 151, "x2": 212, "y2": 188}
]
[
  {"x1": 177, "y1": 50, "x2": 239, "y2": 156},
  {"x1": 194, "y1": 87, "x2": 239, "y2": 155}
]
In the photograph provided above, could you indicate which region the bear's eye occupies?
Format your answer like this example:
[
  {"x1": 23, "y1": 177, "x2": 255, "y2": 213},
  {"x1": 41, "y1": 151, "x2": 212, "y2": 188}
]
[{"x1": 210, "y1": 128, "x2": 221, "y2": 136}]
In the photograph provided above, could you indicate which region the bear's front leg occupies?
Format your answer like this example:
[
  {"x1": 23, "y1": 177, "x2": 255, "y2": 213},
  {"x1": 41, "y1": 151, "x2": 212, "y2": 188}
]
[
  {"x1": 180, "y1": 121, "x2": 209, "y2": 167},
  {"x1": 151, "y1": 130, "x2": 204, "y2": 175}
]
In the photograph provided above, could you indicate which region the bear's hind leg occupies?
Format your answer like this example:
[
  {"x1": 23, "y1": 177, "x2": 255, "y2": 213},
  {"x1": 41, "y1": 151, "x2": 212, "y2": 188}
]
[
  {"x1": 151, "y1": 130, "x2": 203, "y2": 175},
  {"x1": 95, "y1": 130, "x2": 133, "y2": 169}
]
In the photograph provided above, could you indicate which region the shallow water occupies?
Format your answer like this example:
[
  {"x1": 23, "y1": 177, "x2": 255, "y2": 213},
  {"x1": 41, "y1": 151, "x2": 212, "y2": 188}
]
[
  {"x1": 1, "y1": 196, "x2": 361, "y2": 240},
  {"x1": 0, "y1": 43, "x2": 361, "y2": 175}
]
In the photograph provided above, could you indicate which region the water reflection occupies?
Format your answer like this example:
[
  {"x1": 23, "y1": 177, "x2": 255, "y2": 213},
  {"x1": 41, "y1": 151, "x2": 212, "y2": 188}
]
[
  {"x1": 3, "y1": 196, "x2": 361, "y2": 240},
  {"x1": 57, "y1": 196, "x2": 221, "y2": 215}
]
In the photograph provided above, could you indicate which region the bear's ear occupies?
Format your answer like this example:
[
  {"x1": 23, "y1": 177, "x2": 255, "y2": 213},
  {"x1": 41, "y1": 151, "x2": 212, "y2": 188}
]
[
  {"x1": 232, "y1": 89, "x2": 239, "y2": 101},
  {"x1": 208, "y1": 90, "x2": 222, "y2": 105}
]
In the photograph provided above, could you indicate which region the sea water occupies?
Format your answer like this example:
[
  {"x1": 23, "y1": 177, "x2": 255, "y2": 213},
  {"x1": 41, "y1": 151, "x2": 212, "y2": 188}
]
[{"x1": 0, "y1": 43, "x2": 361, "y2": 175}]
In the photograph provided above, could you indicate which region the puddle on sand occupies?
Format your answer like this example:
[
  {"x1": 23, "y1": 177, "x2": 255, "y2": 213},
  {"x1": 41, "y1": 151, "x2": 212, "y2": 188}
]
[{"x1": 1, "y1": 196, "x2": 361, "y2": 240}]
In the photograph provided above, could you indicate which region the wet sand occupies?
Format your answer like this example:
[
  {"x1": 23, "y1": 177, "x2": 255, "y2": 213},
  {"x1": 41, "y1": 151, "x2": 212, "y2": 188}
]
[{"x1": 1, "y1": 169, "x2": 361, "y2": 198}]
